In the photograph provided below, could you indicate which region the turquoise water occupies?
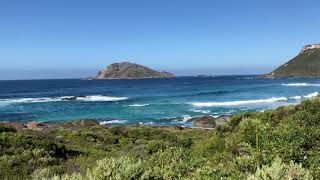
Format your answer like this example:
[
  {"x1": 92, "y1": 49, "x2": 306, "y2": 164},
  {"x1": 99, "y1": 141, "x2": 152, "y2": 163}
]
[{"x1": 1, "y1": 76, "x2": 320, "y2": 126}]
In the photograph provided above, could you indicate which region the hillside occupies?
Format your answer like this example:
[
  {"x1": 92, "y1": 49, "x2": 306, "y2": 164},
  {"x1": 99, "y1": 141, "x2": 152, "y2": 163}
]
[
  {"x1": 1, "y1": 97, "x2": 320, "y2": 179},
  {"x1": 267, "y1": 44, "x2": 320, "y2": 77},
  {"x1": 95, "y1": 62, "x2": 175, "y2": 79}
]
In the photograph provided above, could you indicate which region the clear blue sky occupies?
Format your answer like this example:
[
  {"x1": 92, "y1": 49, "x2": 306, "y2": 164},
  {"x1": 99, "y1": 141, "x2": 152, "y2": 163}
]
[{"x1": 1, "y1": 0, "x2": 320, "y2": 79}]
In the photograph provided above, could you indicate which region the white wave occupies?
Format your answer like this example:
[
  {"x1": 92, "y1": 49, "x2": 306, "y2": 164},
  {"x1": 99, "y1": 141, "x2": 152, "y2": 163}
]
[
  {"x1": 191, "y1": 109, "x2": 210, "y2": 114},
  {"x1": 290, "y1": 96, "x2": 302, "y2": 100},
  {"x1": 129, "y1": 104, "x2": 150, "y2": 107},
  {"x1": 99, "y1": 119, "x2": 128, "y2": 125},
  {"x1": 243, "y1": 77, "x2": 254, "y2": 80},
  {"x1": 0, "y1": 97, "x2": 64, "y2": 103},
  {"x1": 192, "y1": 97, "x2": 288, "y2": 107},
  {"x1": 303, "y1": 92, "x2": 319, "y2": 99},
  {"x1": 139, "y1": 121, "x2": 155, "y2": 125},
  {"x1": 181, "y1": 115, "x2": 192, "y2": 122},
  {"x1": 282, "y1": 83, "x2": 320, "y2": 87},
  {"x1": 0, "y1": 95, "x2": 128, "y2": 104},
  {"x1": 77, "y1": 95, "x2": 128, "y2": 102}
]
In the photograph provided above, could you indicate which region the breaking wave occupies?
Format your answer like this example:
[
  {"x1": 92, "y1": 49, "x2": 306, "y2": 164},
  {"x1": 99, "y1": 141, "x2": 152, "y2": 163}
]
[
  {"x1": 0, "y1": 95, "x2": 128, "y2": 104},
  {"x1": 192, "y1": 92, "x2": 320, "y2": 107},
  {"x1": 191, "y1": 109, "x2": 211, "y2": 114},
  {"x1": 99, "y1": 119, "x2": 128, "y2": 125},
  {"x1": 192, "y1": 97, "x2": 288, "y2": 107},
  {"x1": 303, "y1": 92, "x2": 319, "y2": 98},
  {"x1": 282, "y1": 83, "x2": 320, "y2": 87},
  {"x1": 128, "y1": 104, "x2": 150, "y2": 107}
]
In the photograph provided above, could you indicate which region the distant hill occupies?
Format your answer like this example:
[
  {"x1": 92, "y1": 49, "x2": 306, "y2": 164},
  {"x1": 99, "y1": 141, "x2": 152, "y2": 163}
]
[
  {"x1": 95, "y1": 62, "x2": 175, "y2": 79},
  {"x1": 266, "y1": 44, "x2": 320, "y2": 77}
]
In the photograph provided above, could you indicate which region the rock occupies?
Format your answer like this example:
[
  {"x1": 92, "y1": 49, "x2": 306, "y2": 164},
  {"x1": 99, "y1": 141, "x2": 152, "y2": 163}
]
[
  {"x1": 95, "y1": 62, "x2": 175, "y2": 79},
  {"x1": 61, "y1": 96, "x2": 87, "y2": 101},
  {"x1": 26, "y1": 121, "x2": 47, "y2": 130},
  {"x1": 266, "y1": 43, "x2": 320, "y2": 77},
  {"x1": 215, "y1": 115, "x2": 232, "y2": 125},
  {"x1": 187, "y1": 115, "x2": 232, "y2": 128},
  {"x1": 188, "y1": 115, "x2": 216, "y2": 128},
  {"x1": 62, "y1": 96, "x2": 78, "y2": 101},
  {"x1": 2, "y1": 122, "x2": 26, "y2": 131},
  {"x1": 62, "y1": 119, "x2": 100, "y2": 129}
]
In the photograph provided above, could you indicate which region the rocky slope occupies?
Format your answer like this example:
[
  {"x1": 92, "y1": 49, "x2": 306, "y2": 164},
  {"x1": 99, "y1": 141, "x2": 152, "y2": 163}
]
[
  {"x1": 95, "y1": 62, "x2": 175, "y2": 79},
  {"x1": 266, "y1": 44, "x2": 320, "y2": 77}
]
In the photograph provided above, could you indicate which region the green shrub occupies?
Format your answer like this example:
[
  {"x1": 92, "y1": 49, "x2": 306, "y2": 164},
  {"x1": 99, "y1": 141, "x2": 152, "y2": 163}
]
[
  {"x1": 87, "y1": 156, "x2": 143, "y2": 180},
  {"x1": 147, "y1": 140, "x2": 168, "y2": 154},
  {"x1": 0, "y1": 124, "x2": 16, "y2": 133},
  {"x1": 32, "y1": 166, "x2": 64, "y2": 180},
  {"x1": 142, "y1": 147, "x2": 196, "y2": 179},
  {"x1": 192, "y1": 132, "x2": 225, "y2": 158},
  {"x1": 248, "y1": 157, "x2": 313, "y2": 180}
]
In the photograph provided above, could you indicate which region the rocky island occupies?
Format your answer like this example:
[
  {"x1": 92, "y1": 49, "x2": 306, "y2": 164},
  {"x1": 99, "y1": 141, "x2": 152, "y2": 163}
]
[
  {"x1": 95, "y1": 62, "x2": 175, "y2": 79},
  {"x1": 266, "y1": 44, "x2": 320, "y2": 77}
]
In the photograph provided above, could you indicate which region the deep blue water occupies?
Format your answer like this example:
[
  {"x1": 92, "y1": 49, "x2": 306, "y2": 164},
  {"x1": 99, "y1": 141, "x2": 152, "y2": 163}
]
[{"x1": 1, "y1": 76, "x2": 320, "y2": 126}]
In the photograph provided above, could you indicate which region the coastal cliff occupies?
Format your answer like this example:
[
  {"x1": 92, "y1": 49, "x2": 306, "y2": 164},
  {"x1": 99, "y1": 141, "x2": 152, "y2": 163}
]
[
  {"x1": 95, "y1": 62, "x2": 175, "y2": 79},
  {"x1": 266, "y1": 44, "x2": 320, "y2": 77}
]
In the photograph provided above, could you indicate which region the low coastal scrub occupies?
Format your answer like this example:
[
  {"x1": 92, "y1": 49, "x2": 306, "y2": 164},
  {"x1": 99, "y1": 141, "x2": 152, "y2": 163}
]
[{"x1": 1, "y1": 97, "x2": 320, "y2": 179}]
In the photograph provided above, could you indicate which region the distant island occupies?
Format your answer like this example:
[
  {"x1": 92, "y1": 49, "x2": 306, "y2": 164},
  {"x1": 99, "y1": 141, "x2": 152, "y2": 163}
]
[
  {"x1": 266, "y1": 44, "x2": 320, "y2": 77},
  {"x1": 95, "y1": 62, "x2": 175, "y2": 79}
]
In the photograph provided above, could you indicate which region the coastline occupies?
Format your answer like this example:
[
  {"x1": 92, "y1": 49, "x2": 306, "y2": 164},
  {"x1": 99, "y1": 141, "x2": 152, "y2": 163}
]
[
  {"x1": 1, "y1": 97, "x2": 319, "y2": 179},
  {"x1": 0, "y1": 113, "x2": 232, "y2": 132}
]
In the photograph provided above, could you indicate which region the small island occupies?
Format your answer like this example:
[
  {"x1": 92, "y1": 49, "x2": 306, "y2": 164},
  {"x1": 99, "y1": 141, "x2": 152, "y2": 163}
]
[
  {"x1": 266, "y1": 44, "x2": 320, "y2": 78},
  {"x1": 95, "y1": 62, "x2": 175, "y2": 79}
]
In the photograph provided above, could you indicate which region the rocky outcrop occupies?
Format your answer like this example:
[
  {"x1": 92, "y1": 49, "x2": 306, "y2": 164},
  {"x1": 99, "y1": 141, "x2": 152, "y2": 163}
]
[
  {"x1": 187, "y1": 115, "x2": 232, "y2": 128},
  {"x1": 1, "y1": 119, "x2": 101, "y2": 131},
  {"x1": 299, "y1": 44, "x2": 320, "y2": 54},
  {"x1": 2, "y1": 122, "x2": 26, "y2": 131},
  {"x1": 266, "y1": 44, "x2": 320, "y2": 78},
  {"x1": 61, "y1": 96, "x2": 86, "y2": 101},
  {"x1": 214, "y1": 115, "x2": 232, "y2": 126},
  {"x1": 62, "y1": 119, "x2": 100, "y2": 129},
  {"x1": 26, "y1": 121, "x2": 47, "y2": 130},
  {"x1": 189, "y1": 115, "x2": 216, "y2": 128},
  {"x1": 95, "y1": 62, "x2": 175, "y2": 79}
]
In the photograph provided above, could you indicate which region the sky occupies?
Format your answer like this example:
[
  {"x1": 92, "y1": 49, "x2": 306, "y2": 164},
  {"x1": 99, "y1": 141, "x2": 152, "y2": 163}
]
[{"x1": 1, "y1": 0, "x2": 320, "y2": 79}]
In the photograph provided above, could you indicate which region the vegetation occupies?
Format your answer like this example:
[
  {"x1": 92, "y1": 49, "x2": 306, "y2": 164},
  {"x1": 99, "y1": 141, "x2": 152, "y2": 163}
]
[
  {"x1": 268, "y1": 47, "x2": 320, "y2": 77},
  {"x1": 1, "y1": 97, "x2": 320, "y2": 179}
]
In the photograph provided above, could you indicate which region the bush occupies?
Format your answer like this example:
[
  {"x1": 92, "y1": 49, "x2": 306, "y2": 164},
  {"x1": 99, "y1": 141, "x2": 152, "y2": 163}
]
[
  {"x1": 248, "y1": 157, "x2": 313, "y2": 180},
  {"x1": 142, "y1": 147, "x2": 196, "y2": 179},
  {"x1": 32, "y1": 166, "x2": 64, "y2": 180},
  {"x1": 57, "y1": 156, "x2": 143, "y2": 180},
  {"x1": 0, "y1": 124, "x2": 16, "y2": 133},
  {"x1": 87, "y1": 156, "x2": 143, "y2": 180}
]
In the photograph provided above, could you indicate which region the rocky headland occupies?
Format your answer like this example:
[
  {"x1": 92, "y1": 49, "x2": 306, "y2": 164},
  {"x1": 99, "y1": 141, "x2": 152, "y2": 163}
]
[{"x1": 266, "y1": 43, "x2": 320, "y2": 77}]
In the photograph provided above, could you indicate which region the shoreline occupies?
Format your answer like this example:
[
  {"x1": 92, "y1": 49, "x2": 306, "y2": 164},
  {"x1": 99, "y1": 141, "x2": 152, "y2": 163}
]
[
  {"x1": 1, "y1": 97, "x2": 319, "y2": 179},
  {"x1": 0, "y1": 113, "x2": 232, "y2": 132}
]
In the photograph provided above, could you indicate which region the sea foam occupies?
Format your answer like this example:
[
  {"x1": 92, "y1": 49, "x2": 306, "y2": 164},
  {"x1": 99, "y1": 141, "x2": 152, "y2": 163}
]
[
  {"x1": 282, "y1": 83, "x2": 320, "y2": 87},
  {"x1": 192, "y1": 97, "x2": 288, "y2": 107},
  {"x1": 128, "y1": 104, "x2": 150, "y2": 107},
  {"x1": 0, "y1": 95, "x2": 128, "y2": 104},
  {"x1": 303, "y1": 92, "x2": 319, "y2": 98},
  {"x1": 76, "y1": 95, "x2": 128, "y2": 102},
  {"x1": 289, "y1": 96, "x2": 302, "y2": 100},
  {"x1": 191, "y1": 109, "x2": 211, "y2": 114},
  {"x1": 99, "y1": 119, "x2": 128, "y2": 125}
]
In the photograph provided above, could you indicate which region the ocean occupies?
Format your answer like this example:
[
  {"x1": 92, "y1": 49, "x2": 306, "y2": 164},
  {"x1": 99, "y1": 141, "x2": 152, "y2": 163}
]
[{"x1": 0, "y1": 76, "x2": 320, "y2": 126}]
